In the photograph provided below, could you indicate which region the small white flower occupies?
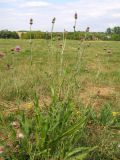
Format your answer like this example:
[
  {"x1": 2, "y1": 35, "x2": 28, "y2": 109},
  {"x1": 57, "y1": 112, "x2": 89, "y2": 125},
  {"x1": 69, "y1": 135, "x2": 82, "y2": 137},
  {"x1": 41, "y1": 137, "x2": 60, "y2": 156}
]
[
  {"x1": 118, "y1": 144, "x2": 120, "y2": 148},
  {"x1": 17, "y1": 132, "x2": 24, "y2": 139},
  {"x1": 11, "y1": 121, "x2": 20, "y2": 129},
  {"x1": 18, "y1": 133, "x2": 24, "y2": 139}
]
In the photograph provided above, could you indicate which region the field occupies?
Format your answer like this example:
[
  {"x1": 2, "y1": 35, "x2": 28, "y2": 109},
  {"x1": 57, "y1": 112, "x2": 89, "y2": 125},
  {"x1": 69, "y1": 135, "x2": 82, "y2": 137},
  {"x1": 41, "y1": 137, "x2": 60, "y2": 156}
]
[{"x1": 0, "y1": 39, "x2": 120, "y2": 159}]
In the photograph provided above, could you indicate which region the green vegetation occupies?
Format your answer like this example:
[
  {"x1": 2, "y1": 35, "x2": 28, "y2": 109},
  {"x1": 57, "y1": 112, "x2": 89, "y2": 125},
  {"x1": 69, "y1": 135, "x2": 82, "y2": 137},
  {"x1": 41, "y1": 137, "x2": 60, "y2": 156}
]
[
  {"x1": 20, "y1": 31, "x2": 110, "y2": 40},
  {"x1": 1, "y1": 25, "x2": 120, "y2": 41},
  {"x1": 0, "y1": 39, "x2": 120, "y2": 160},
  {"x1": 0, "y1": 30, "x2": 19, "y2": 39},
  {"x1": 106, "y1": 26, "x2": 120, "y2": 34}
]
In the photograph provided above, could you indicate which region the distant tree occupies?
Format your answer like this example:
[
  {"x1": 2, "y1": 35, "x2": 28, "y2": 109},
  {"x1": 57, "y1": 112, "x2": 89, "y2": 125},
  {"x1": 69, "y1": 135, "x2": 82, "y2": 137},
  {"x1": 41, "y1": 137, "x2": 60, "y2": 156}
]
[
  {"x1": 113, "y1": 26, "x2": 120, "y2": 34},
  {"x1": 111, "y1": 34, "x2": 120, "y2": 41},
  {"x1": 0, "y1": 30, "x2": 19, "y2": 39},
  {"x1": 106, "y1": 28, "x2": 112, "y2": 34}
]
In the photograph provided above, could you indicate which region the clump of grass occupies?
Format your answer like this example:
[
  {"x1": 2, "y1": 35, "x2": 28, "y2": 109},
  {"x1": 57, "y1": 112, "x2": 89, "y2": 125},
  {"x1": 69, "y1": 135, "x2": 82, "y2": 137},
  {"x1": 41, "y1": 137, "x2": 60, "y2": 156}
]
[
  {"x1": 0, "y1": 96, "x2": 97, "y2": 160},
  {"x1": 79, "y1": 104, "x2": 120, "y2": 160},
  {"x1": 0, "y1": 98, "x2": 120, "y2": 160}
]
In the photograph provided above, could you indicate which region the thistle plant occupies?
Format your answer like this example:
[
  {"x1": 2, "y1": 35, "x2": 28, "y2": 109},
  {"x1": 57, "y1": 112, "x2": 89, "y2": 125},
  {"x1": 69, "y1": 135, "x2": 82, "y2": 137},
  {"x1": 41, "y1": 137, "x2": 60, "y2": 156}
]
[
  {"x1": 50, "y1": 17, "x2": 56, "y2": 54},
  {"x1": 76, "y1": 27, "x2": 90, "y2": 66},
  {"x1": 85, "y1": 26, "x2": 90, "y2": 40},
  {"x1": 29, "y1": 18, "x2": 33, "y2": 65},
  {"x1": 60, "y1": 29, "x2": 66, "y2": 76},
  {"x1": 73, "y1": 13, "x2": 78, "y2": 32},
  {"x1": 51, "y1": 17, "x2": 56, "y2": 40},
  {"x1": 57, "y1": 29, "x2": 67, "y2": 100}
]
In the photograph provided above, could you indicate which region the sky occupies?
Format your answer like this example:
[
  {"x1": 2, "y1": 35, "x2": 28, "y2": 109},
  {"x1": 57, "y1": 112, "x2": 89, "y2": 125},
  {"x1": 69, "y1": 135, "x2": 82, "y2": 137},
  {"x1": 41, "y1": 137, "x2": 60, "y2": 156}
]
[{"x1": 0, "y1": 0, "x2": 120, "y2": 32}]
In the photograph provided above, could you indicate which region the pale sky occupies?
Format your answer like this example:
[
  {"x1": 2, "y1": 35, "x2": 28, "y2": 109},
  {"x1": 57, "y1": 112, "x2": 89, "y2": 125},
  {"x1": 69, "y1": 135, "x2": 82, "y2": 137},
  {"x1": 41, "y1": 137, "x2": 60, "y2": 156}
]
[{"x1": 0, "y1": 0, "x2": 120, "y2": 32}]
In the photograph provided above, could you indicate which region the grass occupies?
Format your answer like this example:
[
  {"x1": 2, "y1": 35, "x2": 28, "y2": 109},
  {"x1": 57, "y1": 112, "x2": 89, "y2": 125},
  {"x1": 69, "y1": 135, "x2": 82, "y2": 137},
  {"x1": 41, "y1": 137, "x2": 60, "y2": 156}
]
[
  {"x1": 0, "y1": 40, "x2": 119, "y2": 106},
  {"x1": 0, "y1": 39, "x2": 120, "y2": 159}
]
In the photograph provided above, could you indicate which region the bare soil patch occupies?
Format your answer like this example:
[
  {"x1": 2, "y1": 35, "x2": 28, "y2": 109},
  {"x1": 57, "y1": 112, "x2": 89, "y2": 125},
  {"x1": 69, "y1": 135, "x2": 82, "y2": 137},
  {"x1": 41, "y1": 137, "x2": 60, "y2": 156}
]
[
  {"x1": 0, "y1": 51, "x2": 5, "y2": 58},
  {"x1": 79, "y1": 85, "x2": 116, "y2": 107}
]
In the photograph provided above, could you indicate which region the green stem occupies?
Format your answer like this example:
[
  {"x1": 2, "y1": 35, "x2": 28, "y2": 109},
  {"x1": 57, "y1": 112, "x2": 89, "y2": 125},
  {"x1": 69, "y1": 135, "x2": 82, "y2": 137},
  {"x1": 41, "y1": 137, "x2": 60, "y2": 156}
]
[{"x1": 30, "y1": 24, "x2": 33, "y2": 65}]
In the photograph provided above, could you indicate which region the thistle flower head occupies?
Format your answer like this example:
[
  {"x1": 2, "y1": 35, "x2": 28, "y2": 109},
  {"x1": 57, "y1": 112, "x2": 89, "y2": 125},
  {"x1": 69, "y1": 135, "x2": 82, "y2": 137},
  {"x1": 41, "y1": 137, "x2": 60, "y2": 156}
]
[
  {"x1": 30, "y1": 18, "x2": 33, "y2": 25},
  {"x1": 74, "y1": 13, "x2": 78, "y2": 20},
  {"x1": 11, "y1": 121, "x2": 20, "y2": 129},
  {"x1": 52, "y1": 17, "x2": 56, "y2": 24},
  {"x1": 86, "y1": 27, "x2": 90, "y2": 32}
]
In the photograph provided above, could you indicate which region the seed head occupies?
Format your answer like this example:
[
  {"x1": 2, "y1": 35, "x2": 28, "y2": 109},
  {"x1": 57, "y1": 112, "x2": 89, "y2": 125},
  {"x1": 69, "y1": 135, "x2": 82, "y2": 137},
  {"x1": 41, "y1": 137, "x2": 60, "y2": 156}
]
[
  {"x1": 11, "y1": 121, "x2": 20, "y2": 129},
  {"x1": 52, "y1": 17, "x2": 56, "y2": 24},
  {"x1": 30, "y1": 18, "x2": 33, "y2": 25},
  {"x1": 74, "y1": 13, "x2": 78, "y2": 20},
  {"x1": 86, "y1": 27, "x2": 90, "y2": 32},
  {"x1": 107, "y1": 49, "x2": 112, "y2": 54}
]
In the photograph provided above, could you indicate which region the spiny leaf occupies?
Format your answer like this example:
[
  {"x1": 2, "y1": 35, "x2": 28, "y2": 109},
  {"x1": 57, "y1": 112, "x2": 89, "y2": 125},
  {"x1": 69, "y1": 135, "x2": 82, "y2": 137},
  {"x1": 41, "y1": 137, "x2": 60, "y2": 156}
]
[{"x1": 65, "y1": 146, "x2": 97, "y2": 160}]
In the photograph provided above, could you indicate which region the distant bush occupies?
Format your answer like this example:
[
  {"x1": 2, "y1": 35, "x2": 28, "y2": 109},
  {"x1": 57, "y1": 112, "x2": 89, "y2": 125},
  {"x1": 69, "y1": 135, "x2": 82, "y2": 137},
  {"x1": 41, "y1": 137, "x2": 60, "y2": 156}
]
[
  {"x1": 1, "y1": 27, "x2": 120, "y2": 41},
  {"x1": 111, "y1": 34, "x2": 120, "y2": 41},
  {"x1": 106, "y1": 26, "x2": 120, "y2": 34},
  {"x1": 0, "y1": 30, "x2": 19, "y2": 39},
  {"x1": 21, "y1": 31, "x2": 110, "y2": 41},
  {"x1": 106, "y1": 26, "x2": 120, "y2": 41}
]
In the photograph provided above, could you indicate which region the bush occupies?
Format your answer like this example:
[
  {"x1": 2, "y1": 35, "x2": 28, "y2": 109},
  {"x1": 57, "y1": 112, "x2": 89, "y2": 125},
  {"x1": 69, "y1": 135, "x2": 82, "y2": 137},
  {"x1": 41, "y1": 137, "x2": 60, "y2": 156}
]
[{"x1": 0, "y1": 30, "x2": 19, "y2": 39}]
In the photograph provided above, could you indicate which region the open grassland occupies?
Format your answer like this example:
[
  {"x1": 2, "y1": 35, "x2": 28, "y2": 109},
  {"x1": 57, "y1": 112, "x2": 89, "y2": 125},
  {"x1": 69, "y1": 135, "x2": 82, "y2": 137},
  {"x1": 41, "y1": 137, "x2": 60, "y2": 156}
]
[
  {"x1": 0, "y1": 39, "x2": 120, "y2": 159},
  {"x1": 0, "y1": 39, "x2": 120, "y2": 109}
]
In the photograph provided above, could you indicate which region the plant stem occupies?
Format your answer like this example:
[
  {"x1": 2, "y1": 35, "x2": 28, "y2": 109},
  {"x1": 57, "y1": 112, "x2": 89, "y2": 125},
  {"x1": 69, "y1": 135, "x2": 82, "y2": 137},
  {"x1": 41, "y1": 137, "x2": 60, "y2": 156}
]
[
  {"x1": 51, "y1": 23, "x2": 54, "y2": 54},
  {"x1": 30, "y1": 24, "x2": 33, "y2": 65},
  {"x1": 60, "y1": 30, "x2": 66, "y2": 76}
]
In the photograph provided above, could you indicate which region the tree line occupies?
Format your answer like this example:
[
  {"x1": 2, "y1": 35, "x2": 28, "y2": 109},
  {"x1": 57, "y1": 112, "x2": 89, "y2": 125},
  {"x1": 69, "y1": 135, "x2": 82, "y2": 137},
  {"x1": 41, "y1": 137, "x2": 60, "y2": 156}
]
[
  {"x1": 20, "y1": 31, "x2": 115, "y2": 41},
  {"x1": 106, "y1": 26, "x2": 120, "y2": 41},
  {"x1": 0, "y1": 26, "x2": 120, "y2": 41},
  {"x1": 0, "y1": 30, "x2": 19, "y2": 39}
]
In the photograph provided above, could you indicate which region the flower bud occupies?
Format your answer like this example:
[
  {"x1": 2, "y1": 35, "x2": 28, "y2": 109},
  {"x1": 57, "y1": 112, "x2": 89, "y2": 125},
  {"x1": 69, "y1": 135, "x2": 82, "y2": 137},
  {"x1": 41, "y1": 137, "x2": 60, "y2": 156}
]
[
  {"x1": 30, "y1": 18, "x2": 33, "y2": 25},
  {"x1": 52, "y1": 17, "x2": 56, "y2": 24},
  {"x1": 86, "y1": 27, "x2": 90, "y2": 32},
  {"x1": 74, "y1": 13, "x2": 78, "y2": 20}
]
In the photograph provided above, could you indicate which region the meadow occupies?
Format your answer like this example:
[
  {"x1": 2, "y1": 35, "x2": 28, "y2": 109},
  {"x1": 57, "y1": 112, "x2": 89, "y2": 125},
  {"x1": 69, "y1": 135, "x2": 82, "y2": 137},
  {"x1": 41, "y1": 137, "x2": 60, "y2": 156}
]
[{"x1": 0, "y1": 39, "x2": 120, "y2": 159}]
